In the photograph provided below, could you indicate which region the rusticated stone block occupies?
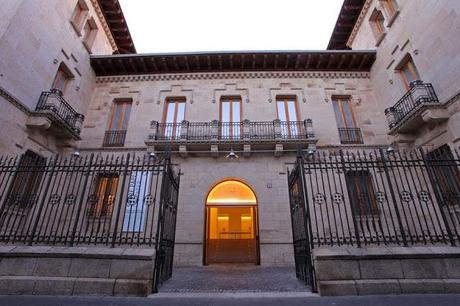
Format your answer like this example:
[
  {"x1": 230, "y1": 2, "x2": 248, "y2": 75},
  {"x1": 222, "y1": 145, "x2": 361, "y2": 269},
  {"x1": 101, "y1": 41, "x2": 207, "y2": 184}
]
[
  {"x1": 399, "y1": 279, "x2": 445, "y2": 294},
  {"x1": 444, "y1": 258, "x2": 460, "y2": 278},
  {"x1": 33, "y1": 258, "x2": 72, "y2": 277},
  {"x1": 113, "y1": 279, "x2": 151, "y2": 296},
  {"x1": 443, "y1": 279, "x2": 460, "y2": 293},
  {"x1": 318, "y1": 280, "x2": 357, "y2": 296},
  {"x1": 359, "y1": 259, "x2": 403, "y2": 279},
  {"x1": 68, "y1": 258, "x2": 111, "y2": 278},
  {"x1": 109, "y1": 259, "x2": 153, "y2": 280},
  {"x1": 315, "y1": 260, "x2": 360, "y2": 281},
  {"x1": 73, "y1": 278, "x2": 115, "y2": 296},
  {"x1": 0, "y1": 258, "x2": 37, "y2": 276},
  {"x1": 401, "y1": 259, "x2": 447, "y2": 279},
  {"x1": 0, "y1": 276, "x2": 35, "y2": 295},
  {"x1": 356, "y1": 279, "x2": 401, "y2": 295},
  {"x1": 33, "y1": 277, "x2": 75, "y2": 295}
]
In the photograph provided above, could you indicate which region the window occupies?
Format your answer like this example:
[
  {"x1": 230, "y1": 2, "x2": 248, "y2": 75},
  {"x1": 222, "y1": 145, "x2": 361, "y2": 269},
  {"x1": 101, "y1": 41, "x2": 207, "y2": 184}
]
[
  {"x1": 7, "y1": 150, "x2": 46, "y2": 208},
  {"x1": 346, "y1": 171, "x2": 379, "y2": 217},
  {"x1": 70, "y1": 0, "x2": 89, "y2": 35},
  {"x1": 427, "y1": 145, "x2": 460, "y2": 207},
  {"x1": 104, "y1": 99, "x2": 132, "y2": 147},
  {"x1": 163, "y1": 97, "x2": 186, "y2": 139},
  {"x1": 220, "y1": 96, "x2": 242, "y2": 139},
  {"x1": 88, "y1": 173, "x2": 119, "y2": 218},
  {"x1": 397, "y1": 56, "x2": 421, "y2": 90},
  {"x1": 82, "y1": 17, "x2": 98, "y2": 53},
  {"x1": 380, "y1": 0, "x2": 398, "y2": 19},
  {"x1": 369, "y1": 9, "x2": 386, "y2": 45},
  {"x1": 51, "y1": 63, "x2": 73, "y2": 94},
  {"x1": 332, "y1": 97, "x2": 363, "y2": 144},
  {"x1": 276, "y1": 96, "x2": 300, "y2": 137}
]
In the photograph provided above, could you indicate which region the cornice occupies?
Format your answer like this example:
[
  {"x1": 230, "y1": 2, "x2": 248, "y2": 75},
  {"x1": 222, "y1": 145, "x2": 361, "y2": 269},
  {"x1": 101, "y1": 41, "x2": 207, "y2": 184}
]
[
  {"x1": 347, "y1": 0, "x2": 373, "y2": 48},
  {"x1": 89, "y1": 0, "x2": 118, "y2": 52},
  {"x1": 96, "y1": 71, "x2": 371, "y2": 84}
]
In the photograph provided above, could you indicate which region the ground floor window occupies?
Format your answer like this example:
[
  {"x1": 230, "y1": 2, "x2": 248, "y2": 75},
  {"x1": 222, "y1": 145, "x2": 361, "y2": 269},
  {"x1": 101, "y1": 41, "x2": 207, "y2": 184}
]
[
  {"x1": 88, "y1": 173, "x2": 119, "y2": 218},
  {"x1": 345, "y1": 170, "x2": 379, "y2": 217}
]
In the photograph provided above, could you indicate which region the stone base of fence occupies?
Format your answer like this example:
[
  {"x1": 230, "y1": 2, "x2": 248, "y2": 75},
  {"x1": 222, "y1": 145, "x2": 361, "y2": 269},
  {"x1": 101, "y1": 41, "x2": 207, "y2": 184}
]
[
  {"x1": 0, "y1": 245, "x2": 155, "y2": 296},
  {"x1": 314, "y1": 246, "x2": 460, "y2": 296}
]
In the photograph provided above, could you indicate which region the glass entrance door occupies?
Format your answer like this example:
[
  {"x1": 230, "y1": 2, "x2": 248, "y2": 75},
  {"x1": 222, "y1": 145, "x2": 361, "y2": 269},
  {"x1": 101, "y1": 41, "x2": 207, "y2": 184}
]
[{"x1": 206, "y1": 205, "x2": 258, "y2": 264}]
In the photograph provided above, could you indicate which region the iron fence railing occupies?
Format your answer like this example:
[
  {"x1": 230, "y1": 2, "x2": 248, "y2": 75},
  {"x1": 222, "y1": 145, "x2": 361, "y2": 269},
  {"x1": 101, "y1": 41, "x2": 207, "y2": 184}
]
[
  {"x1": 150, "y1": 119, "x2": 315, "y2": 142},
  {"x1": 103, "y1": 130, "x2": 127, "y2": 147},
  {"x1": 338, "y1": 128, "x2": 364, "y2": 144},
  {"x1": 288, "y1": 147, "x2": 460, "y2": 248},
  {"x1": 36, "y1": 89, "x2": 84, "y2": 135},
  {"x1": 0, "y1": 153, "x2": 180, "y2": 247},
  {"x1": 385, "y1": 81, "x2": 439, "y2": 130}
]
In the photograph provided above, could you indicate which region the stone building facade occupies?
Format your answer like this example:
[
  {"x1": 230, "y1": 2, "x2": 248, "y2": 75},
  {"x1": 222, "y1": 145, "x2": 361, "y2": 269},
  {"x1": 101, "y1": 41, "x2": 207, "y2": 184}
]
[{"x1": 0, "y1": 0, "x2": 459, "y2": 296}]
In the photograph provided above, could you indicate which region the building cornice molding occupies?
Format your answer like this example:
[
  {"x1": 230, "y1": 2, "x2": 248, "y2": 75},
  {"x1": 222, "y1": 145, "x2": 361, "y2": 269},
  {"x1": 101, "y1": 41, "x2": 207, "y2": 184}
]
[
  {"x1": 89, "y1": 0, "x2": 118, "y2": 53},
  {"x1": 347, "y1": 0, "x2": 373, "y2": 48},
  {"x1": 96, "y1": 71, "x2": 371, "y2": 84}
]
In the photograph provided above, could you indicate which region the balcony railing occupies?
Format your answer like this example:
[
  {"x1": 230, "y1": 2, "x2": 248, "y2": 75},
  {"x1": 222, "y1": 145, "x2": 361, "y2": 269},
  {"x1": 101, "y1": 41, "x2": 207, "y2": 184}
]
[
  {"x1": 35, "y1": 89, "x2": 84, "y2": 137},
  {"x1": 103, "y1": 130, "x2": 127, "y2": 147},
  {"x1": 149, "y1": 119, "x2": 315, "y2": 142},
  {"x1": 385, "y1": 81, "x2": 439, "y2": 133},
  {"x1": 338, "y1": 128, "x2": 364, "y2": 144}
]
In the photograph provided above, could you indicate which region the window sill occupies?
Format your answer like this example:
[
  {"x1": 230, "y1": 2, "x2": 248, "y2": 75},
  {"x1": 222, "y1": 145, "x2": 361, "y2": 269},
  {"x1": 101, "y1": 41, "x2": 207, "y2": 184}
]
[
  {"x1": 386, "y1": 10, "x2": 400, "y2": 28},
  {"x1": 375, "y1": 32, "x2": 387, "y2": 47},
  {"x1": 70, "y1": 21, "x2": 83, "y2": 37}
]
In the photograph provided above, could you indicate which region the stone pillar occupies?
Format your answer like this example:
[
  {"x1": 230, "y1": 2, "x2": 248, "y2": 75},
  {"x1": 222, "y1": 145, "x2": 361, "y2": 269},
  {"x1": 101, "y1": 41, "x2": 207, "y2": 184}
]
[
  {"x1": 273, "y1": 119, "x2": 282, "y2": 140},
  {"x1": 243, "y1": 119, "x2": 251, "y2": 140},
  {"x1": 211, "y1": 120, "x2": 219, "y2": 141},
  {"x1": 149, "y1": 120, "x2": 159, "y2": 140}
]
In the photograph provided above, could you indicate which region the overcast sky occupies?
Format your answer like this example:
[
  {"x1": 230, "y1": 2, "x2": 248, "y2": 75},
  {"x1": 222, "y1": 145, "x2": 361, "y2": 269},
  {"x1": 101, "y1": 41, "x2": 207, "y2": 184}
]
[{"x1": 118, "y1": 0, "x2": 344, "y2": 53}]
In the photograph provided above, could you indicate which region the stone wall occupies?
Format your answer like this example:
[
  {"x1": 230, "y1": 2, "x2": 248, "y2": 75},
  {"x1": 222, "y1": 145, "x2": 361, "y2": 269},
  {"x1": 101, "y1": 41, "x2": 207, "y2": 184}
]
[
  {"x1": 349, "y1": 0, "x2": 460, "y2": 150},
  {"x1": 314, "y1": 246, "x2": 460, "y2": 296},
  {"x1": 0, "y1": 245, "x2": 155, "y2": 296}
]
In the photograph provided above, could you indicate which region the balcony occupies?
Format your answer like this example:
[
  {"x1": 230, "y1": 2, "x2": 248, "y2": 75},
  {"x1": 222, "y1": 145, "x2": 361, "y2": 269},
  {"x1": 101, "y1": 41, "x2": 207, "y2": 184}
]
[
  {"x1": 145, "y1": 119, "x2": 318, "y2": 156},
  {"x1": 338, "y1": 128, "x2": 363, "y2": 144},
  {"x1": 103, "y1": 130, "x2": 127, "y2": 147},
  {"x1": 385, "y1": 81, "x2": 448, "y2": 135},
  {"x1": 26, "y1": 89, "x2": 84, "y2": 140}
]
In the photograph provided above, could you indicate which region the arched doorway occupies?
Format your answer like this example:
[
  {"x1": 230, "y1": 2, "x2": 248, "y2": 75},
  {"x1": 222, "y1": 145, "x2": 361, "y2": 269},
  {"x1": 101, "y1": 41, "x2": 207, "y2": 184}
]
[{"x1": 204, "y1": 180, "x2": 260, "y2": 265}]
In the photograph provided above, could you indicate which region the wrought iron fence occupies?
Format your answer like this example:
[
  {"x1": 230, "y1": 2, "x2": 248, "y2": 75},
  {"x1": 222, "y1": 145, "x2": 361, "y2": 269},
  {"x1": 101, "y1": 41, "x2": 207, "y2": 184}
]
[
  {"x1": 338, "y1": 128, "x2": 363, "y2": 144},
  {"x1": 150, "y1": 120, "x2": 314, "y2": 142},
  {"x1": 0, "y1": 152, "x2": 180, "y2": 248},
  {"x1": 36, "y1": 89, "x2": 84, "y2": 135},
  {"x1": 288, "y1": 147, "x2": 460, "y2": 249},
  {"x1": 385, "y1": 81, "x2": 439, "y2": 129},
  {"x1": 103, "y1": 130, "x2": 127, "y2": 147}
]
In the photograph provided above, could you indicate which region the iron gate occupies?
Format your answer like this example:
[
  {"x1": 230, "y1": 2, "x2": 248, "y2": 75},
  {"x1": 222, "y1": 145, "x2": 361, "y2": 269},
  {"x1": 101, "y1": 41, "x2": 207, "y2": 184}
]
[
  {"x1": 152, "y1": 161, "x2": 181, "y2": 293},
  {"x1": 288, "y1": 147, "x2": 460, "y2": 292},
  {"x1": 288, "y1": 156, "x2": 316, "y2": 291}
]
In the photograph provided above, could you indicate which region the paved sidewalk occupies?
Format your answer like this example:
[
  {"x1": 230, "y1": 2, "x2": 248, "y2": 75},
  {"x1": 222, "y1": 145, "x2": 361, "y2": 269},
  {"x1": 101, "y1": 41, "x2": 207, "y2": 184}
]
[
  {"x1": 160, "y1": 265, "x2": 310, "y2": 293},
  {"x1": 1, "y1": 294, "x2": 460, "y2": 306}
]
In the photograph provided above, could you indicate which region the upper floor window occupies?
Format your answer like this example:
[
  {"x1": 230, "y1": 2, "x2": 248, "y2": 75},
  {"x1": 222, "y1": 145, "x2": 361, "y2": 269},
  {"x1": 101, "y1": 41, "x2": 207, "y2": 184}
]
[
  {"x1": 380, "y1": 0, "x2": 398, "y2": 20},
  {"x1": 220, "y1": 96, "x2": 242, "y2": 139},
  {"x1": 276, "y1": 96, "x2": 300, "y2": 137},
  {"x1": 369, "y1": 9, "x2": 386, "y2": 45},
  {"x1": 103, "y1": 99, "x2": 132, "y2": 147},
  {"x1": 83, "y1": 17, "x2": 98, "y2": 53},
  {"x1": 397, "y1": 56, "x2": 421, "y2": 90},
  {"x1": 163, "y1": 97, "x2": 186, "y2": 139},
  {"x1": 70, "y1": 0, "x2": 89, "y2": 35},
  {"x1": 52, "y1": 63, "x2": 73, "y2": 94},
  {"x1": 332, "y1": 97, "x2": 363, "y2": 144}
]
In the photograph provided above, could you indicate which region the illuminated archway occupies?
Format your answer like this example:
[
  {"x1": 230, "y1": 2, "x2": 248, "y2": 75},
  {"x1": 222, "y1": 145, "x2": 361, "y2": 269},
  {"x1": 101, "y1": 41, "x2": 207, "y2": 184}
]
[{"x1": 204, "y1": 179, "x2": 260, "y2": 265}]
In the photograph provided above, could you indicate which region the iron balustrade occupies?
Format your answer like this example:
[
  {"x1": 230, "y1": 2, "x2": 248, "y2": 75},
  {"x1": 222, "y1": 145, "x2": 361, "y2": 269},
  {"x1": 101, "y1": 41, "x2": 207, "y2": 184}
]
[
  {"x1": 103, "y1": 130, "x2": 127, "y2": 147},
  {"x1": 338, "y1": 128, "x2": 364, "y2": 144},
  {"x1": 385, "y1": 81, "x2": 439, "y2": 130},
  {"x1": 288, "y1": 148, "x2": 460, "y2": 249},
  {"x1": 150, "y1": 120, "x2": 315, "y2": 142},
  {"x1": 36, "y1": 89, "x2": 84, "y2": 135},
  {"x1": 0, "y1": 153, "x2": 180, "y2": 249}
]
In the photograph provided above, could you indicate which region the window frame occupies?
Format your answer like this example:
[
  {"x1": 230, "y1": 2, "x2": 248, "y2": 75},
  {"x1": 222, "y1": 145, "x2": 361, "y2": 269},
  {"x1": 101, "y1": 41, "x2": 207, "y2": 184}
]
[
  {"x1": 162, "y1": 97, "x2": 186, "y2": 139},
  {"x1": 369, "y1": 9, "x2": 387, "y2": 45},
  {"x1": 396, "y1": 56, "x2": 421, "y2": 90},
  {"x1": 51, "y1": 63, "x2": 74, "y2": 94},
  {"x1": 332, "y1": 96, "x2": 358, "y2": 129},
  {"x1": 70, "y1": 0, "x2": 89, "y2": 35},
  {"x1": 345, "y1": 170, "x2": 380, "y2": 217},
  {"x1": 88, "y1": 173, "x2": 119, "y2": 218},
  {"x1": 82, "y1": 17, "x2": 98, "y2": 53},
  {"x1": 219, "y1": 96, "x2": 242, "y2": 139},
  {"x1": 107, "y1": 98, "x2": 133, "y2": 132},
  {"x1": 276, "y1": 96, "x2": 301, "y2": 138}
]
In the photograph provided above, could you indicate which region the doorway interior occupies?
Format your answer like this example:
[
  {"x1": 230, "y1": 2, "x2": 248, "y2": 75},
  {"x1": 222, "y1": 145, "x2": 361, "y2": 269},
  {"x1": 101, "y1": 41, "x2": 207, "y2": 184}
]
[{"x1": 204, "y1": 180, "x2": 260, "y2": 265}]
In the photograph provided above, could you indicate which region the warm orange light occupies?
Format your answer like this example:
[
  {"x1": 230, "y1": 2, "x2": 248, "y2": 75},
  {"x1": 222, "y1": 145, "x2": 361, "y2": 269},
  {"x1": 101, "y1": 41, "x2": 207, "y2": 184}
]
[
  {"x1": 207, "y1": 180, "x2": 256, "y2": 205},
  {"x1": 217, "y1": 216, "x2": 229, "y2": 220},
  {"x1": 241, "y1": 216, "x2": 251, "y2": 220}
]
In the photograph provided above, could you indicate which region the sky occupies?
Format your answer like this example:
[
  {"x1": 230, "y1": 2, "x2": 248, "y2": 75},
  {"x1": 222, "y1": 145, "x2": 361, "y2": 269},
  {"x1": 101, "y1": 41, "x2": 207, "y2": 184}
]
[{"x1": 118, "y1": 0, "x2": 344, "y2": 54}]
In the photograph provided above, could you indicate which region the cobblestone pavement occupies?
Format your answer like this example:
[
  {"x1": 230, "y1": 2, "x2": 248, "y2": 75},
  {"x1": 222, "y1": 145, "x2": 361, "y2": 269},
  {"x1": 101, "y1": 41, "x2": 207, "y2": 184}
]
[{"x1": 159, "y1": 264, "x2": 311, "y2": 293}]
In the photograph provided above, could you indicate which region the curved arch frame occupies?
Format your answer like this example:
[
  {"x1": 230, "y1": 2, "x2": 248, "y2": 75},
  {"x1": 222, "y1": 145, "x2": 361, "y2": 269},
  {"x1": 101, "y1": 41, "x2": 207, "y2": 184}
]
[{"x1": 203, "y1": 178, "x2": 261, "y2": 265}]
